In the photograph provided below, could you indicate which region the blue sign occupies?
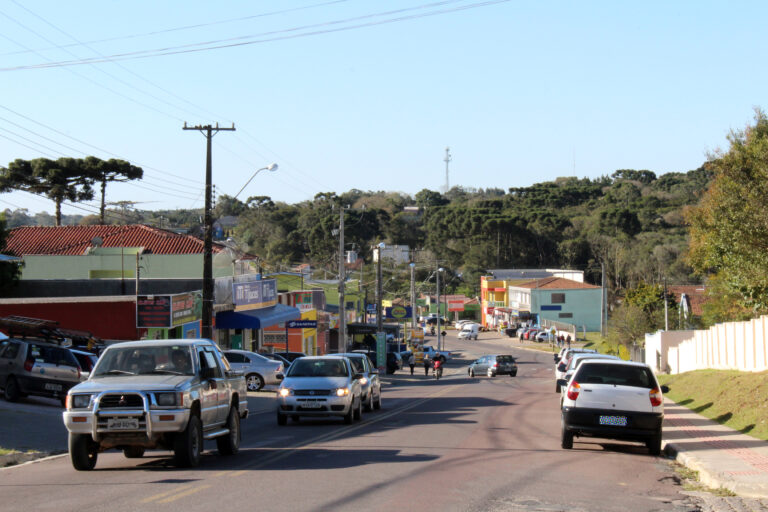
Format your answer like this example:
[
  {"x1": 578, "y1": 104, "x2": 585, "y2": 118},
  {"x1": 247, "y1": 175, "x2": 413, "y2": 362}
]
[
  {"x1": 366, "y1": 304, "x2": 377, "y2": 313},
  {"x1": 286, "y1": 320, "x2": 317, "y2": 328},
  {"x1": 233, "y1": 278, "x2": 277, "y2": 311},
  {"x1": 385, "y1": 305, "x2": 412, "y2": 319},
  {"x1": 541, "y1": 305, "x2": 562, "y2": 311}
]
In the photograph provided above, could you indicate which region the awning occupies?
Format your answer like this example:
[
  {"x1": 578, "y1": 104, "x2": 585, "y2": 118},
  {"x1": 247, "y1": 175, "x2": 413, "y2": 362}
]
[{"x1": 215, "y1": 303, "x2": 300, "y2": 330}]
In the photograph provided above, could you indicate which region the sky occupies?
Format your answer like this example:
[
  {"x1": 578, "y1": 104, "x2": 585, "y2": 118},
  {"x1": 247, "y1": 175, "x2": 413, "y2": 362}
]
[{"x1": 1, "y1": 0, "x2": 767, "y2": 218}]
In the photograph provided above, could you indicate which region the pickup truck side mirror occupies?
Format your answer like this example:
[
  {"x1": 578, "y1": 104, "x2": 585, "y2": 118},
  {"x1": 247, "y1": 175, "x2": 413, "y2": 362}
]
[
  {"x1": 201, "y1": 367, "x2": 216, "y2": 380},
  {"x1": 352, "y1": 373, "x2": 364, "y2": 380},
  {"x1": 80, "y1": 371, "x2": 90, "y2": 381}
]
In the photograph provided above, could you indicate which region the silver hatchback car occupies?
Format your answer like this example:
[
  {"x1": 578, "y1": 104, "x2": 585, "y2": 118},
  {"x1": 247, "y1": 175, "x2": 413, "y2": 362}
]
[
  {"x1": 223, "y1": 349, "x2": 283, "y2": 391},
  {"x1": 276, "y1": 356, "x2": 364, "y2": 425},
  {"x1": 334, "y1": 353, "x2": 382, "y2": 411}
]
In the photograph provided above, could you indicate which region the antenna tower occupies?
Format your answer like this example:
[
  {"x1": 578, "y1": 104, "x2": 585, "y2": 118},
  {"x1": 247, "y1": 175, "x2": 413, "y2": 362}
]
[{"x1": 444, "y1": 146, "x2": 451, "y2": 193}]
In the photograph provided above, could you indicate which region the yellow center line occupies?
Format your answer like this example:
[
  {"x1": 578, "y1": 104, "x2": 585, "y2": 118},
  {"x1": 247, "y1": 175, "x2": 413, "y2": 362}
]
[
  {"x1": 157, "y1": 484, "x2": 211, "y2": 504},
  {"x1": 141, "y1": 484, "x2": 194, "y2": 503}
]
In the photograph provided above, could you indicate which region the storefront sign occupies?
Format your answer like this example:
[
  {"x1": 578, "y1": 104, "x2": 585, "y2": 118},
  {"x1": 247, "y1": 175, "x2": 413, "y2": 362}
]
[
  {"x1": 137, "y1": 295, "x2": 171, "y2": 328},
  {"x1": 385, "y1": 305, "x2": 411, "y2": 319},
  {"x1": 233, "y1": 278, "x2": 277, "y2": 311},
  {"x1": 172, "y1": 292, "x2": 201, "y2": 326},
  {"x1": 286, "y1": 320, "x2": 317, "y2": 328},
  {"x1": 294, "y1": 291, "x2": 314, "y2": 312}
]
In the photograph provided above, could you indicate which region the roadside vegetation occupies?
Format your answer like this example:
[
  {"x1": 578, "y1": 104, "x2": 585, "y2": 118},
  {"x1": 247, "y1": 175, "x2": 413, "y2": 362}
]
[
  {"x1": 671, "y1": 462, "x2": 736, "y2": 497},
  {"x1": 657, "y1": 370, "x2": 768, "y2": 441}
]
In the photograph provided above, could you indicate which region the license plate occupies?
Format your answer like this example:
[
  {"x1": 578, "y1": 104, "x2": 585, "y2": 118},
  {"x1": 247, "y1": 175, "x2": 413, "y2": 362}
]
[
  {"x1": 44, "y1": 383, "x2": 63, "y2": 392},
  {"x1": 599, "y1": 415, "x2": 627, "y2": 426},
  {"x1": 300, "y1": 401, "x2": 323, "y2": 409},
  {"x1": 107, "y1": 418, "x2": 139, "y2": 430}
]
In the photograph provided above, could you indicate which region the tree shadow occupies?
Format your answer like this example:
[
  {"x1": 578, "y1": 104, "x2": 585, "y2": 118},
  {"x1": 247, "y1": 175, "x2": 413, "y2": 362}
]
[
  {"x1": 676, "y1": 398, "x2": 694, "y2": 406},
  {"x1": 692, "y1": 402, "x2": 713, "y2": 413}
]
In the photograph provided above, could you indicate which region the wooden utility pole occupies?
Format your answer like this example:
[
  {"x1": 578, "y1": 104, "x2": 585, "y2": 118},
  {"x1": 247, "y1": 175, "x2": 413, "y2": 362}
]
[{"x1": 183, "y1": 122, "x2": 236, "y2": 339}]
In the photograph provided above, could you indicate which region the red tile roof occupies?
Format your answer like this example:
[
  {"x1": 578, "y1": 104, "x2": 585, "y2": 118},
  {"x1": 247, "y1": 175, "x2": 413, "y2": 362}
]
[
  {"x1": 513, "y1": 277, "x2": 600, "y2": 290},
  {"x1": 668, "y1": 285, "x2": 708, "y2": 316},
  {"x1": 4, "y1": 225, "x2": 227, "y2": 256}
]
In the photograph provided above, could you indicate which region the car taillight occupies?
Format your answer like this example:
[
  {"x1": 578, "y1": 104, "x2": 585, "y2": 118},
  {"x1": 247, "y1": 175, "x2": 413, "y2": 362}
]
[
  {"x1": 24, "y1": 358, "x2": 34, "y2": 372},
  {"x1": 493, "y1": 362, "x2": 498, "y2": 368},
  {"x1": 566, "y1": 381, "x2": 580, "y2": 401},
  {"x1": 649, "y1": 387, "x2": 663, "y2": 407},
  {"x1": 276, "y1": 365, "x2": 283, "y2": 373}
]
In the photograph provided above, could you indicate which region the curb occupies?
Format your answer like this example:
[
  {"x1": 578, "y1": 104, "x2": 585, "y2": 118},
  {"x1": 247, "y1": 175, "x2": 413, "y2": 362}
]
[
  {"x1": 663, "y1": 441, "x2": 768, "y2": 499},
  {"x1": 0, "y1": 451, "x2": 50, "y2": 468}
]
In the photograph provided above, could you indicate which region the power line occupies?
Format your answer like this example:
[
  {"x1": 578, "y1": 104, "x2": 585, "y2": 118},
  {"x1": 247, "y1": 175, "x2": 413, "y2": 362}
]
[{"x1": 0, "y1": 0, "x2": 511, "y2": 71}]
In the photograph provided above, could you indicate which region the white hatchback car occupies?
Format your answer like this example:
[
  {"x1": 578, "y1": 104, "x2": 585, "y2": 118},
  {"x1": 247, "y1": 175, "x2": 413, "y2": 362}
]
[
  {"x1": 560, "y1": 359, "x2": 669, "y2": 455},
  {"x1": 276, "y1": 356, "x2": 364, "y2": 425}
]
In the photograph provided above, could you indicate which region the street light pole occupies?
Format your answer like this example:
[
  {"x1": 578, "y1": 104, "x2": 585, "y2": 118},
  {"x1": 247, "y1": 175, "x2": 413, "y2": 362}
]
[
  {"x1": 183, "y1": 122, "x2": 235, "y2": 340},
  {"x1": 338, "y1": 206, "x2": 346, "y2": 352},
  {"x1": 233, "y1": 163, "x2": 278, "y2": 200},
  {"x1": 410, "y1": 262, "x2": 416, "y2": 335},
  {"x1": 436, "y1": 267, "x2": 443, "y2": 352},
  {"x1": 375, "y1": 244, "x2": 384, "y2": 334}
]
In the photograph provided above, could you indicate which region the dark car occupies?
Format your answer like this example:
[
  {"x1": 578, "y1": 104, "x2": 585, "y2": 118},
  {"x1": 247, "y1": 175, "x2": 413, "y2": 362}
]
[
  {"x1": 468, "y1": 354, "x2": 518, "y2": 378},
  {"x1": 262, "y1": 352, "x2": 292, "y2": 368},
  {"x1": 274, "y1": 351, "x2": 307, "y2": 363},
  {"x1": 353, "y1": 350, "x2": 401, "y2": 374},
  {"x1": 0, "y1": 338, "x2": 82, "y2": 405}
]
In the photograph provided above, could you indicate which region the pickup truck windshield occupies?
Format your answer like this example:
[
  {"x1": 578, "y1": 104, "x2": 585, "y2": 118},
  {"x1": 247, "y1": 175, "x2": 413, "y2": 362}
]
[
  {"x1": 288, "y1": 359, "x2": 348, "y2": 378},
  {"x1": 94, "y1": 346, "x2": 195, "y2": 376}
]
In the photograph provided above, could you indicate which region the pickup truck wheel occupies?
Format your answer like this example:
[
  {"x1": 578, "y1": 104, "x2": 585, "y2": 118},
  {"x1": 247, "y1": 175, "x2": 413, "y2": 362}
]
[
  {"x1": 4, "y1": 377, "x2": 20, "y2": 402},
  {"x1": 277, "y1": 412, "x2": 287, "y2": 426},
  {"x1": 123, "y1": 446, "x2": 145, "y2": 458},
  {"x1": 69, "y1": 433, "x2": 98, "y2": 471},
  {"x1": 246, "y1": 373, "x2": 264, "y2": 392},
  {"x1": 174, "y1": 415, "x2": 202, "y2": 467},
  {"x1": 216, "y1": 407, "x2": 240, "y2": 455}
]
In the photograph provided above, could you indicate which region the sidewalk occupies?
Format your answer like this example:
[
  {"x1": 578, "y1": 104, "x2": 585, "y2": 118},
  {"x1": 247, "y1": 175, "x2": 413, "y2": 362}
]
[{"x1": 663, "y1": 399, "x2": 768, "y2": 498}]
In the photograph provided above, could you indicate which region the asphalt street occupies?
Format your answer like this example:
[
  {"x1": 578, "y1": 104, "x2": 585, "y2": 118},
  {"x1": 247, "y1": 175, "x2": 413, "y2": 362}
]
[{"x1": 0, "y1": 332, "x2": 761, "y2": 512}]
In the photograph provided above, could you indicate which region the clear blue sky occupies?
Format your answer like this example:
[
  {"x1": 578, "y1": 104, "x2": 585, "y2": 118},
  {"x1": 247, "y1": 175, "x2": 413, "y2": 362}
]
[{"x1": 1, "y1": 0, "x2": 767, "y2": 217}]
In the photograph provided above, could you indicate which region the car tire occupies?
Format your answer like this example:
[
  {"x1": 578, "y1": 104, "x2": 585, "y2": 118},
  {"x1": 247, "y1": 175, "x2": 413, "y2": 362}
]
[
  {"x1": 4, "y1": 377, "x2": 20, "y2": 402},
  {"x1": 646, "y1": 430, "x2": 662, "y2": 456},
  {"x1": 216, "y1": 406, "x2": 241, "y2": 455},
  {"x1": 291, "y1": 415, "x2": 300, "y2": 423},
  {"x1": 353, "y1": 396, "x2": 362, "y2": 421},
  {"x1": 246, "y1": 373, "x2": 265, "y2": 392},
  {"x1": 510, "y1": 372, "x2": 517, "y2": 377},
  {"x1": 373, "y1": 389, "x2": 382, "y2": 410},
  {"x1": 123, "y1": 446, "x2": 145, "y2": 458},
  {"x1": 469, "y1": 368, "x2": 475, "y2": 378},
  {"x1": 555, "y1": 382, "x2": 561, "y2": 393},
  {"x1": 561, "y1": 422, "x2": 574, "y2": 450},
  {"x1": 277, "y1": 411, "x2": 287, "y2": 426},
  {"x1": 364, "y1": 391, "x2": 373, "y2": 412},
  {"x1": 343, "y1": 403, "x2": 354, "y2": 424},
  {"x1": 69, "y1": 433, "x2": 98, "y2": 471},
  {"x1": 173, "y1": 415, "x2": 202, "y2": 468}
]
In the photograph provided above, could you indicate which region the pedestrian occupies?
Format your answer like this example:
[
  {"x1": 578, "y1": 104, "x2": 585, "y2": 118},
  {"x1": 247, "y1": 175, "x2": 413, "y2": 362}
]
[
  {"x1": 566, "y1": 335, "x2": 571, "y2": 348},
  {"x1": 424, "y1": 357, "x2": 430, "y2": 376},
  {"x1": 408, "y1": 353, "x2": 415, "y2": 375}
]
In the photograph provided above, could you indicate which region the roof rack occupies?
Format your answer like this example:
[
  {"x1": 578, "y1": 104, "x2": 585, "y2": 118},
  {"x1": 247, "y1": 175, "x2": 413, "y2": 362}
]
[{"x1": 0, "y1": 315, "x2": 101, "y2": 348}]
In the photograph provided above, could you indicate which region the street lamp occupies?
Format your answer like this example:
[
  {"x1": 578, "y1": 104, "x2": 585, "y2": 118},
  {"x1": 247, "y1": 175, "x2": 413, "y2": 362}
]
[
  {"x1": 409, "y1": 262, "x2": 416, "y2": 334},
  {"x1": 436, "y1": 267, "x2": 444, "y2": 352},
  {"x1": 233, "y1": 163, "x2": 278, "y2": 200}
]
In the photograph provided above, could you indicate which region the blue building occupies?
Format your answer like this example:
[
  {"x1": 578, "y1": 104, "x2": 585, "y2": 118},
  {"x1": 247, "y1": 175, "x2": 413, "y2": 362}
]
[{"x1": 507, "y1": 277, "x2": 602, "y2": 332}]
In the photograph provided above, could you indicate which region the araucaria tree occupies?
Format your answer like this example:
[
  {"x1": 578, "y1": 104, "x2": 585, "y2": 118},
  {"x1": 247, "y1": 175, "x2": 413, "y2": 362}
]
[{"x1": 84, "y1": 156, "x2": 143, "y2": 224}]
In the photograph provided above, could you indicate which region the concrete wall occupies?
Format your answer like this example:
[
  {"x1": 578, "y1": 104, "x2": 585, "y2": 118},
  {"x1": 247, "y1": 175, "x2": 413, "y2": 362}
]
[
  {"x1": 662, "y1": 316, "x2": 768, "y2": 374},
  {"x1": 644, "y1": 330, "x2": 695, "y2": 373}
]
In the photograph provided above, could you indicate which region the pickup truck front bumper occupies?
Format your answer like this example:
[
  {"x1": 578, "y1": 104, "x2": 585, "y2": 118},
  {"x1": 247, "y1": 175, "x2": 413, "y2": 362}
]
[{"x1": 63, "y1": 390, "x2": 191, "y2": 446}]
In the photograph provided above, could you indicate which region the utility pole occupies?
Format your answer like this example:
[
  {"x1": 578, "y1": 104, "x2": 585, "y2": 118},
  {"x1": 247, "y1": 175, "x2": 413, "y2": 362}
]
[
  {"x1": 410, "y1": 262, "x2": 416, "y2": 334},
  {"x1": 338, "y1": 206, "x2": 346, "y2": 352},
  {"x1": 436, "y1": 266, "x2": 442, "y2": 352},
  {"x1": 600, "y1": 262, "x2": 606, "y2": 337},
  {"x1": 664, "y1": 277, "x2": 669, "y2": 331},
  {"x1": 375, "y1": 245, "x2": 383, "y2": 333},
  {"x1": 183, "y1": 122, "x2": 236, "y2": 340},
  {"x1": 444, "y1": 147, "x2": 451, "y2": 193},
  {"x1": 135, "y1": 253, "x2": 140, "y2": 297}
]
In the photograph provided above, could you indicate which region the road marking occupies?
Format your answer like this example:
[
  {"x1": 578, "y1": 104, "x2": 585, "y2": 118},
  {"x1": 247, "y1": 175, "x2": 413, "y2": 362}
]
[
  {"x1": 141, "y1": 485, "x2": 194, "y2": 503},
  {"x1": 157, "y1": 484, "x2": 210, "y2": 504}
]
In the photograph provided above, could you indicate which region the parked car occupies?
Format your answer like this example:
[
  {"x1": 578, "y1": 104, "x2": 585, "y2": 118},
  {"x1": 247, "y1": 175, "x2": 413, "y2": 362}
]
[
  {"x1": 70, "y1": 349, "x2": 99, "y2": 380},
  {"x1": 555, "y1": 348, "x2": 598, "y2": 382},
  {"x1": 556, "y1": 353, "x2": 619, "y2": 394},
  {"x1": 521, "y1": 328, "x2": 538, "y2": 340},
  {"x1": 224, "y1": 349, "x2": 284, "y2": 391},
  {"x1": 333, "y1": 353, "x2": 382, "y2": 411},
  {"x1": 454, "y1": 320, "x2": 473, "y2": 330},
  {"x1": 535, "y1": 331, "x2": 550, "y2": 342},
  {"x1": 276, "y1": 356, "x2": 364, "y2": 425},
  {"x1": 559, "y1": 359, "x2": 669, "y2": 455},
  {"x1": 457, "y1": 323, "x2": 479, "y2": 340},
  {"x1": 554, "y1": 346, "x2": 569, "y2": 363},
  {"x1": 353, "y1": 350, "x2": 401, "y2": 375},
  {"x1": 261, "y1": 352, "x2": 292, "y2": 369},
  {"x1": 467, "y1": 355, "x2": 518, "y2": 378},
  {"x1": 274, "y1": 351, "x2": 307, "y2": 363},
  {"x1": 0, "y1": 337, "x2": 81, "y2": 405}
]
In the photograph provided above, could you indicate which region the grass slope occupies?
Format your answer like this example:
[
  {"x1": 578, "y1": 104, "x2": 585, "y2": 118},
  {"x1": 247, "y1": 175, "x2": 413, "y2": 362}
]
[{"x1": 657, "y1": 370, "x2": 768, "y2": 441}]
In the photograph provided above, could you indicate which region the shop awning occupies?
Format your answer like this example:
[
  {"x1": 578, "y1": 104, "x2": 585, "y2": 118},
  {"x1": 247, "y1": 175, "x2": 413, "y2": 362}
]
[{"x1": 215, "y1": 303, "x2": 300, "y2": 330}]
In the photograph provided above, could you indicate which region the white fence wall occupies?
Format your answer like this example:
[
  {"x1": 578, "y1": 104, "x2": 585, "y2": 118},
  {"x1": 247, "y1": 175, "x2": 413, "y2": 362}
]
[{"x1": 663, "y1": 316, "x2": 768, "y2": 374}]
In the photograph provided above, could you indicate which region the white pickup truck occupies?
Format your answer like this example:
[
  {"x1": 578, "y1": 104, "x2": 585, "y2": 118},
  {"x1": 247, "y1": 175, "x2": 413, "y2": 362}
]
[
  {"x1": 423, "y1": 345, "x2": 451, "y2": 362},
  {"x1": 63, "y1": 339, "x2": 249, "y2": 470}
]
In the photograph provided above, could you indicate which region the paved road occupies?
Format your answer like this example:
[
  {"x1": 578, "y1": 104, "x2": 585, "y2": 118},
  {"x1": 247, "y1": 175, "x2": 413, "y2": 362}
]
[{"x1": 0, "y1": 333, "x2": 720, "y2": 511}]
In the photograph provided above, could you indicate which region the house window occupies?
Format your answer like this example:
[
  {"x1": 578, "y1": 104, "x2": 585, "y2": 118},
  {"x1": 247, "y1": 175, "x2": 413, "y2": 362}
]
[
  {"x1": 558, "y1": 313, "x2": 573, "y2": 319},
  {"x1": 551, "y1": 293, "x2": 565, "y2": 304}
]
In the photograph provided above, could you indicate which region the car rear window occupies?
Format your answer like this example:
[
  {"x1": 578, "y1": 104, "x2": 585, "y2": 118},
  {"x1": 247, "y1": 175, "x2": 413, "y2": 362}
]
[
  {"x1": 496, "y1": 355, "x2": 515, "y2": 363},
  {"x1": 574, "y1": 363, "x2": 656, "y2": 389}
]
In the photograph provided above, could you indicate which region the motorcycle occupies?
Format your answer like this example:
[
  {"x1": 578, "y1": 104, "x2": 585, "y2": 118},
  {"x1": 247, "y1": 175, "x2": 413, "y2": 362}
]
[
  {"x1": 433, "y1": 359, "x2": 443, "y2": 380},
  {"x1": 430, "y1": 326, "x2": 436, "y2": 336}
]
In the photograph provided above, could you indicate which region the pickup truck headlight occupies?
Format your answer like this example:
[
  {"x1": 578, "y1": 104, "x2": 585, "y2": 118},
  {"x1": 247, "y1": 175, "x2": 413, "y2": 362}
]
[
  {"x1": 154, "y1": 392, "x2": 182, "y2": 407},
  {"x1": 70, "y1": 394, "x2": 93, "y2": 409},
  {"x1": 333, "y1": 387, "x2": 350, "y2": 397}
]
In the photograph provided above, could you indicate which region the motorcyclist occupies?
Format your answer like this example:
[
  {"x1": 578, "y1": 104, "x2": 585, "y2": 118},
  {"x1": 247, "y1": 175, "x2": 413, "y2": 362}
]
[{"x1": 432, "y1": 351, "x2": 443, "y2": 378}]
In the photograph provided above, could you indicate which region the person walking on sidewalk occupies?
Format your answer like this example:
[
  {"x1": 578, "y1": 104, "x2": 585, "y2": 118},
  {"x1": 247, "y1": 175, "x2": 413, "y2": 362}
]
[
  {"x1": 408, "y1": 353, "x2": 415, "y2": 375},
  {"x1": 424, "y1": 356, "x2": 430, "y2": 376}
]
